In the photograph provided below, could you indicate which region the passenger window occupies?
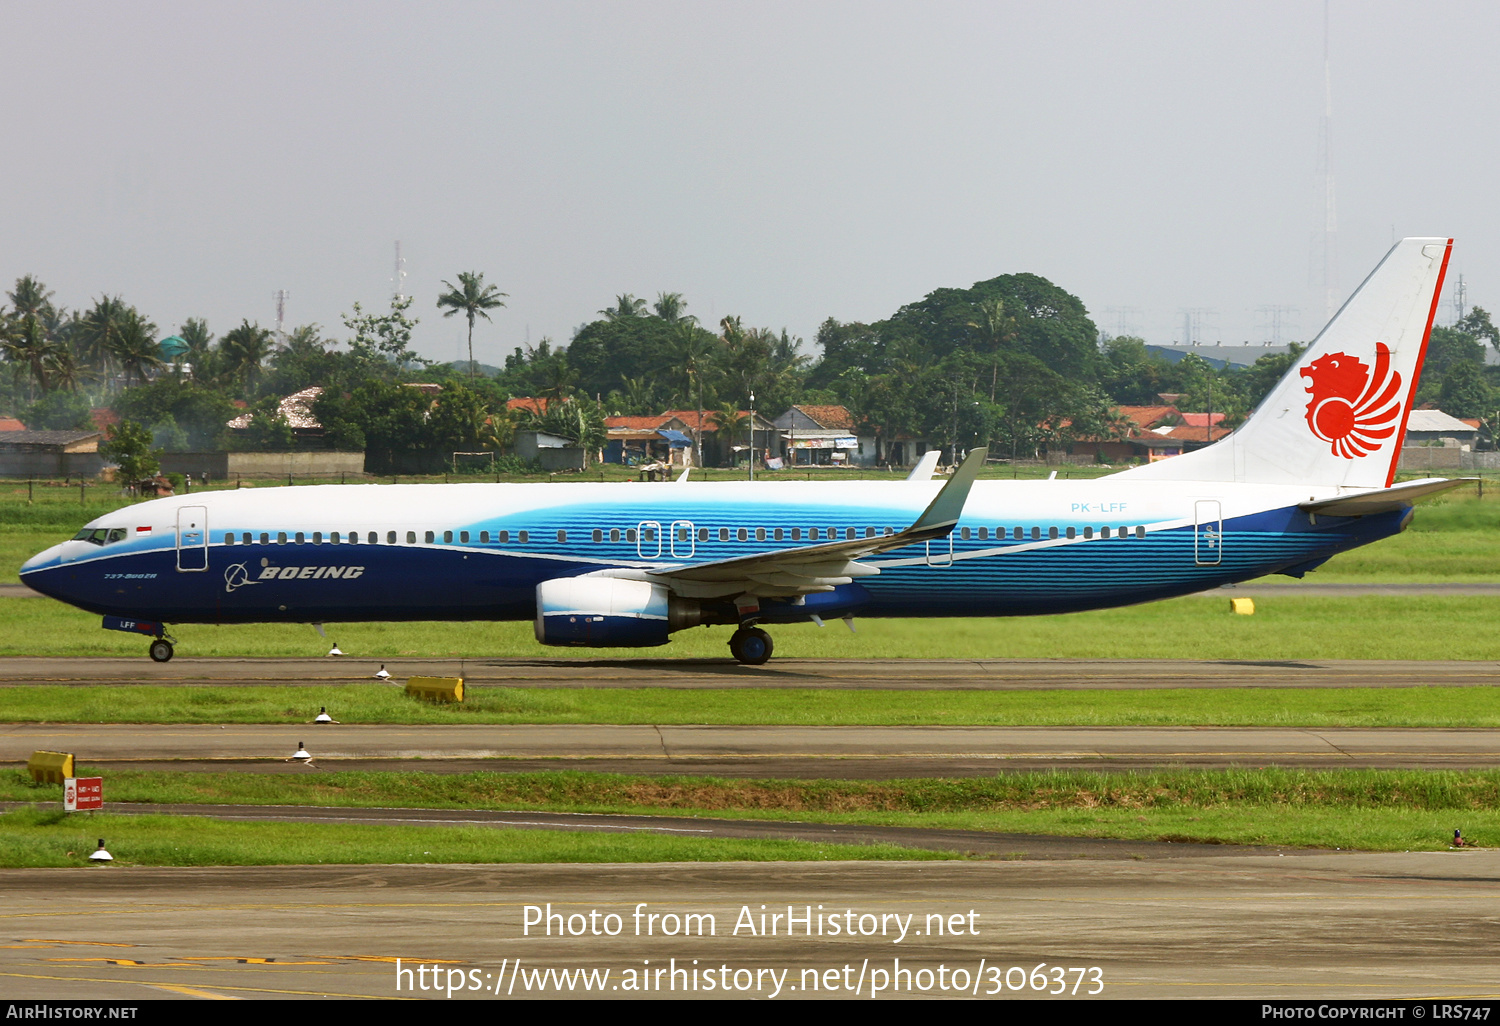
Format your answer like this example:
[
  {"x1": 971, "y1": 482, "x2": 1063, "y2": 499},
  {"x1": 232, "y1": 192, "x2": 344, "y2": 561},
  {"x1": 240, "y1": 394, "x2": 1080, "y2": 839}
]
[
  {"x1": 557, "y1": 530, "x2": 567, "y2": 542},
  {"x1": 443, "y1": 530, "x2": 453, "y2": 543},
  {"x1": 224, "y1": 533, "x2": 235, "y2": 545},
  {"x1": 367, "y1": 532, "x2": 376, "y2": 544},
  {"x1": 592, "y1": 529, "x2": 603, "y2": 543},
  {"x1": 960, "y1": 527, "x2": 971, "y2": 540},
  {"x1": 460, "y1": 531, "x2": 469, "y2": 543},
  {"x1": 643, "y1": 527, "x2": 655, "y2": 541},
  {"x1": 1065, "y1": 527, "x2": 1075, "y2": 539},
  {"x1": 312, "y1": 532, "x2": 322, "y2": 544},
  {"x1": 1100, "y1": 527, "x2": 1110, "y2": 539},
  {"x1": 425, "y1": 531, "x2": 435, "y2": 544},
  {"x1": 480, "y1": 531, "x2": 489, "y2": 543},
  {"x1": 1135, "y1": 526, "x2": 1146, "y2": 539},
  {"x1": 698, "y1": 528, "x2": 708, "y2": 542},
  {"x1": 719, "y1": 528, "x2": 729, "y2": 541},
  {"x1": 1119, "y1": 525, "x2": 1128, "y2": 538},
  {"x1": 792, "y1": 528, "x2": 801, "y2": 540},
  {"x1": 518, "y1": 530, "x2": 529, "y2": 543},
  {"x1": 277, "y1": 532, "x2": 287, "y2": 544},
  {"x1": 1031, "y1": 527, "x2": 1041, "y2": 540},
  {"x1": 387, "y1": 531, "x2": 397, "y2": 544},
  {"x1": 1049, "y1": 527, "x2": 1059, "y2": 540},
  {"x1": 262, "y1": 533, "x2": 270, "y2": 544},
  {"x1": 845, "y1": 527, "x2": 856, "y2": 539},
  {"x1": 498, "y1": 530, "x2": 510, "y2": 543},
  {"x1": 407, "y1": 531, "x2": 416, "y2": 544},
  {"x1": 295, "y1": 532, "x2": 305, "y2": 544},
  {"x1": 1014, "y1": 527, "x2": 1023, "y2": 541},
  {"x1": 755, "y1": 527, "x2": 765, "y2": 541},
  {"x1": 884, "y1": 527, "x2": 894, "y2": 536},
  {"x1": 865, "y1": 527, "x2": 876, "y2": 538},
  {"x1": 810, "y1": 528, "x2": 820, "y2": 540},
  {"x1": 329, "y1": 532, "x2": 339, "y2": 545},
  {"x1": 737, "y1": 528, "x2": 748, "y2": 541},
  {"x1": 774, "y1": 528, "x2": 783, "y2": 541},
  {"x1": 611, "y1": 528, "x2": 621, "y2": 542},
  {"x1": 978, "y1": 527, "x2": 988, "y2": 540},
  {"x1": 626, "y1": 529, "x2": 635, "y2": 542},
  {"x1": 1083, "y1": 527, "x2": 1093, "y2": 539}
]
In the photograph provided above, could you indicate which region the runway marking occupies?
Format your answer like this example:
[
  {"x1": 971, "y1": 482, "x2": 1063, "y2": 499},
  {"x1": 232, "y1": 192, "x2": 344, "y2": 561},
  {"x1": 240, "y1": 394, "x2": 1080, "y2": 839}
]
[
  {"x1": 0, "y1": 970, "x2": 394, "y2": 999},
  {"x1": 147, "y1": 983, "x2": 239, "y2": 1000},
  {"x1": 23, "y1": 938, "x2": 136, "y2": 946}
]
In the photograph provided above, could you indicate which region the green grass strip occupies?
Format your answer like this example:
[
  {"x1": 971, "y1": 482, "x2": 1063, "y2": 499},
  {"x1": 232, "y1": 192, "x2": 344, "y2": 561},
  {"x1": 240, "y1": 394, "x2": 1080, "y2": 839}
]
[
  {"x1": 0, "y1": 807, "x2": 956, "y2": 868},
  {"x1": 5, "y1": 594, "x2": 1500, "y2": 660},
  {"x1": 6, "y1": 768, "x2": 1498, "y2": 854},
  {"x1": 6, "y1": 683, "x2": 1500, "y2": 726}
]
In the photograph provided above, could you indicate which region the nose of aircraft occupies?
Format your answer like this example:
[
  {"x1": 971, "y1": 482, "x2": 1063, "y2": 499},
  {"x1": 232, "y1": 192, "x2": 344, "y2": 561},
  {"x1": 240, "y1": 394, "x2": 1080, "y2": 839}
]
[{"x1": 19, "y1": 542, "x2": 69, "y2": 596}]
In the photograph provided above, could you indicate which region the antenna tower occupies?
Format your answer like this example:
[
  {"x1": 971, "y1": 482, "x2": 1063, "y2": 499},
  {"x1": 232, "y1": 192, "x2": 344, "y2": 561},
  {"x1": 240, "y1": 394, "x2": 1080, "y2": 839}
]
[
  {"x1": 393, "y1": 241, "x2": 407, "y2": 301},
  {"x1": 1452, "y1": 273, "x2": 1467, "y2": 325},
  {"x1": 274, "y1": 290, "x2": 289, "y2": 346}
]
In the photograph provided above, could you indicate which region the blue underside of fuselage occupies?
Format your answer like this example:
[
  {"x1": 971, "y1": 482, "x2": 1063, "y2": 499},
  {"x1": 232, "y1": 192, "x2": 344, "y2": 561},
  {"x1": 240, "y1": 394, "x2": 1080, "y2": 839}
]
[{"x1": 19, "y1": 504, "x2": 1407, "y2": 626}]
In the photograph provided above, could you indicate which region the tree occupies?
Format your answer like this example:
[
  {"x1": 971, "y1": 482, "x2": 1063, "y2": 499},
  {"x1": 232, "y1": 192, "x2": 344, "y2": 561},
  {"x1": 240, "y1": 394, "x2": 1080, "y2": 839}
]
[
  {"x1": 219, "y1": 320, "x2": 274, "y2": 394},
  {"x1": 599, "y1": 294, "x2": 647, "y2": 320},
  {"x1": 99, "y1": 419, "x2": 162, "y2": 489},
  {"x1": 436, "y1": 271, "x2": 508, "y2": 379},
  {"x1": 1439, "y1": 361, "x2": 1495, "y2": 419},
  {"x1": 344, "y1": 296, "x2": 423, "y2": 369},
  {"x1": 652, "y1": 292, "x2": 694, "y2": 324},
  {"x1": 107, "y1": 308, "x2": 163, "y2": 389}
]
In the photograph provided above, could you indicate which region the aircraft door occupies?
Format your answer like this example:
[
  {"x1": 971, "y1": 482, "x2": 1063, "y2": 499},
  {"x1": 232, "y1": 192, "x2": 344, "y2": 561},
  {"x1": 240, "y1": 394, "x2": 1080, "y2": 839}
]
[
  {"x1": 926, "y1": 535, "x2": 954, "y2": 567},
  {"x1": 1194, "y1": 500, "x2": 1222, "y2": 566},
  {"x1": 176, "y1": 505, "x2": 209, "y2": 572},
  {"x1": 670, "y1": 520, "x2": 695, "y2": 559},
  {"x1": 637, "y1": 520, "x2": 662, "y2": 559}
]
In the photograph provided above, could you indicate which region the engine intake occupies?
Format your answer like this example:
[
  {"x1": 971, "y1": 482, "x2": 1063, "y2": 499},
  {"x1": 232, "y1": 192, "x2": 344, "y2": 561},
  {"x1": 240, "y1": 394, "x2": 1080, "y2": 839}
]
[{"x1": 535, "y1": 577, "x2": 702, "y2": 648}]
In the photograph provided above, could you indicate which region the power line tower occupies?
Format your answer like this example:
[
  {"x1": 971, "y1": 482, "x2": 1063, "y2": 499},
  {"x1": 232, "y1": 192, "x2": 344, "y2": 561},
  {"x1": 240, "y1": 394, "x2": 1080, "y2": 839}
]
[
  {"x1": 1255, "y1": 305, "x2": 1299, "y2": 345},
  {"x1": 273, "y1": 289, "x2": 289, "y2": 347}
]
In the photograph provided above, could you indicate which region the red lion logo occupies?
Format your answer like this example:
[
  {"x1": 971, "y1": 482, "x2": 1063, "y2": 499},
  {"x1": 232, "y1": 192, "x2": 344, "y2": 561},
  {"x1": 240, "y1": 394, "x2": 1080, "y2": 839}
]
[{"x1": 1300, "y1": 342, "x2": 1403, "y2": 458}]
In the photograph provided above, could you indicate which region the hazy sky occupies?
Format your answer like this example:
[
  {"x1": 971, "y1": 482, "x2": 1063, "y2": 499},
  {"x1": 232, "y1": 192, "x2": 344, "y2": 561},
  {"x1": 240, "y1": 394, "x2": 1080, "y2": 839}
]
[{"x1": 4, "y1": 1, "x2": 1497, "y2": 368}]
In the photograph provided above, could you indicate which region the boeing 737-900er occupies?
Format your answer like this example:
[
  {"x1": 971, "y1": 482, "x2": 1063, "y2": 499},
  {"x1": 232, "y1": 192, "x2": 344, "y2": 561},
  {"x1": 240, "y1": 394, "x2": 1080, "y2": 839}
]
[{"x1": 21, "y1": 238, "x2": 1469, "y2": 664}]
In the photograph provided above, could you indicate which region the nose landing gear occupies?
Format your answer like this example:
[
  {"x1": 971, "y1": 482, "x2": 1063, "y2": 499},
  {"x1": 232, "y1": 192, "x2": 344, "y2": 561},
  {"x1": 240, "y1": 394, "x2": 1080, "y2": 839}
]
[
  {"x1": 148, "y1": 637, "x2": 175, "y2": 663},
  {"x1": 728, "y1": 626, "x2": 773, "y2": 665}
]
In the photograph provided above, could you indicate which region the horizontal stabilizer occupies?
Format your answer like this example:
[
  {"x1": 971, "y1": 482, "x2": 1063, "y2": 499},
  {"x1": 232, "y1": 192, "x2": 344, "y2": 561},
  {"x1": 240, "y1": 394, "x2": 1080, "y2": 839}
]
[{"x1": 1299, "y1": 477, "x2": 1475, "y2": 517}]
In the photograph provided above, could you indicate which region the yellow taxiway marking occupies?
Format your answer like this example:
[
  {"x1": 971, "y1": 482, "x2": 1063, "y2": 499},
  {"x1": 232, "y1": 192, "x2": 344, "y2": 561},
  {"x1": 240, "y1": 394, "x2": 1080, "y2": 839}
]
[
  {"x1": 22, "y1": 938, "x2": 136, "y2": 946},
  {"x1": 0, "y1": 970, "x2": 394, "y2": 999},
  {"x1": 147, "y1": 983, "x2": 239, "y2": 1000}
]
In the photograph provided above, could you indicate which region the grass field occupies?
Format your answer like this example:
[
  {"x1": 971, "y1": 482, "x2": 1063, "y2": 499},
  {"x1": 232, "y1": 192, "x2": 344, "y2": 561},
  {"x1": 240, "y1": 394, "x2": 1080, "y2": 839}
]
[
  {"x1": 6, "y1": 682, "x2": 1500, "y2": 726},
  {"x1": 0, "y1": 807, "x2": 955, "y2": 868},
  {"x1": 6, "y1": 767, "x2": 1496, "y2": 854},
  {"x1": 2, "y1": 593, "x2": 1497, "y2": 661}
]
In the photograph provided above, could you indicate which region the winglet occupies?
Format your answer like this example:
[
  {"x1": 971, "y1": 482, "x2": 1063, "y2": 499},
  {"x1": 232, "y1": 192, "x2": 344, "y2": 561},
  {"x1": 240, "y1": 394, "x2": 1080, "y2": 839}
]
[
  {"x1": 909, "y1": 447, "x2": 987, "y2": 536},
  {"x1": 676, "y1": 468, "x2": 690, "y2": 483},
  {"x1": 905, "y1": 450, "x2": 941, "y2": 482}
]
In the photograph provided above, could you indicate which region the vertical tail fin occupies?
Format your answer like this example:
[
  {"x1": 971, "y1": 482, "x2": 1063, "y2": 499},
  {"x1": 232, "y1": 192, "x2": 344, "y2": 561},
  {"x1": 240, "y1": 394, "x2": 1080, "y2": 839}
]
[{"x1": 1117, "y1": 237, "x2": 1452, "y2": 489}]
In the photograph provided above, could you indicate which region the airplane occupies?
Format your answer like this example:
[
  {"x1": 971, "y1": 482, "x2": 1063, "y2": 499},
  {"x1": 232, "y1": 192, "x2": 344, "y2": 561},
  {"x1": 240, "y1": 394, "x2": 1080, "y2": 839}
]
[{"x1": 21, "y1": 238, "x2": 1465, "y2": 665}]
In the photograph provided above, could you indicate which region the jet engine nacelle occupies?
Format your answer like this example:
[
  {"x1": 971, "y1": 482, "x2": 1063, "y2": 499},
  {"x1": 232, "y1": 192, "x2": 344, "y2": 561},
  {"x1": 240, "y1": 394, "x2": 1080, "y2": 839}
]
[{"x1": 534, "y1": 576, "x2": 702, "y2": 648}]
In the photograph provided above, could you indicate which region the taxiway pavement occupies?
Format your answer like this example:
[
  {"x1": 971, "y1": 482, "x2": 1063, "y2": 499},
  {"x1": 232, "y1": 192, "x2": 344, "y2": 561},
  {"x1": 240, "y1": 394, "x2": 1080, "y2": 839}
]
[{"x1": 2, "y1": 855, "x2": 1497, "y2": 1000}]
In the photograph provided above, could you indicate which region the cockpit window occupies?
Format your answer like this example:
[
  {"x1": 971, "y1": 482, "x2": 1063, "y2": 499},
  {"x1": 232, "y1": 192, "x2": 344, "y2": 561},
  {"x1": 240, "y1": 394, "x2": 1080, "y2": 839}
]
[
  {"x1": 106, "y1": 528, "x2": 126, "y2": 543},
  {"x1": 72, "y1": 528, "x2": 108, "y2": 546}
]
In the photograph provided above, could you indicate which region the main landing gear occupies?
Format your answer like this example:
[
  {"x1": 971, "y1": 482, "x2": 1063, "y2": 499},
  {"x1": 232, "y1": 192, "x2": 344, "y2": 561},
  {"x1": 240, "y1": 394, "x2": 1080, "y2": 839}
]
[
  {"x1": 148, "y1": 637, "x2": 175, "y2": 663},
  {"x1": 729, "y1": 626, "x2": 773, "y2": 665}
]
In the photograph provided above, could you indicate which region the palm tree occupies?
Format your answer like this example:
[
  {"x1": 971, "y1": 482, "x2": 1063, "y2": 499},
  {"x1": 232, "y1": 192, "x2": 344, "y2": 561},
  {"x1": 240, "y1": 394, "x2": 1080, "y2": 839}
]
[
  {"x1": 79, "y1": 296, "x2": 129, "y2": 388},
  {"x1": 708, "y1": 402, "x2": 750, "y2": 467},
  {"x1": 436, "y1": 271, "x2": 508, "y2": 378},
  {"x1": 108, "y1": 309, "x2": 163, "y2": 389},
  {"x1": 599, "y1": 294, "x2": 647, "y2": 321},
  {"x1": 967, "y1": 296, "x2": 1018, "y2": 402},
  {"x1": 659, "y1": 322, "x2": 718, "y2": 466},
  {"x1": 652, "y1": 292, "x2": 695, "y2": 325},
  {"x1": 219, "y1": 320, "x2": 274, "y2": 394}
]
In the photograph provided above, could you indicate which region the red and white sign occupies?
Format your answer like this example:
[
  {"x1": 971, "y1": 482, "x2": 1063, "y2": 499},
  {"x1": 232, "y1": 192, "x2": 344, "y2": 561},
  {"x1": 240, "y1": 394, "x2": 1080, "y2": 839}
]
[{"x1": 63, "y1": 777, "x2": 102, "y2": 812}]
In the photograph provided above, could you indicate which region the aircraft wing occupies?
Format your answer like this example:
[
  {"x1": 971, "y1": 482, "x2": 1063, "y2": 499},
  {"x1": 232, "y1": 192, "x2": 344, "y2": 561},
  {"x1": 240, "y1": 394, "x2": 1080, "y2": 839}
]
[
  {"x1": 1299, "y1": 477, "x2": 1475, "y2": 517},
  {"x1": 646, "y1": 447, "x2": 986, "y2": 595}
]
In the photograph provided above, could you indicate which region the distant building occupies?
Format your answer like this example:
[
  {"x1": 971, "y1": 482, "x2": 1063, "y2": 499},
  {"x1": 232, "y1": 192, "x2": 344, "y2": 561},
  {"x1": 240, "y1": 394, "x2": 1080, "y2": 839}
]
[
  {"x1": 1403, "y1": 409, "x2": 1480, "y2": 448},
  {"x1": 0, "y1": 430, "x2": 106, "y2": 476},
  {"x1": 772, "y1": 405, "x2": 875, "y2": 467},
  {"x1": 1068, "y1": 405, "x2": 1231, "y2": 464}
]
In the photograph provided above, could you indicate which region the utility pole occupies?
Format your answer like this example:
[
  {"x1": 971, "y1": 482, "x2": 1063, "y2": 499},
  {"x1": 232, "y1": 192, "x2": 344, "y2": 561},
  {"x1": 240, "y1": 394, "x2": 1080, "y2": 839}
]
[
  {"x1": 392, "y1": 241, "x2": 406, "y2": 301},
  {"x1": 748, "y1": 391, "x2": 755, "y2": 482}
]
